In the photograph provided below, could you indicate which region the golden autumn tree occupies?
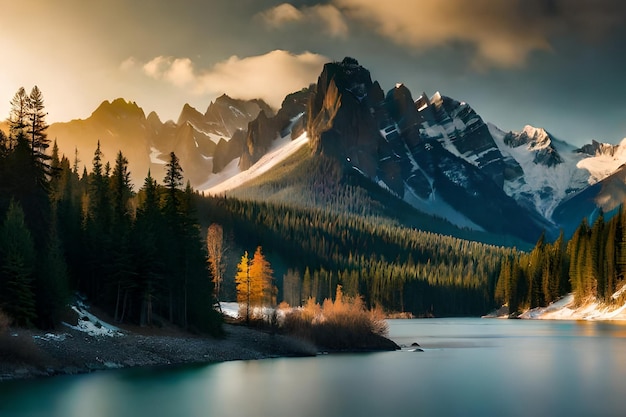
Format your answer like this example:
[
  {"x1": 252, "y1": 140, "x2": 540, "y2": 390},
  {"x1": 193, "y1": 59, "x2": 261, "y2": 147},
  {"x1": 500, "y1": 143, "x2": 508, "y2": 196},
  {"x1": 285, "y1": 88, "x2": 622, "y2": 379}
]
[
  {"x1": 249, "y1": 246, "x2": 276, "y2": 308},
  {"x1": 235, "y1": 246, "x2": 276, "y2": 322},
  {"x1": 235, "y1": 251, "x2": 251, "y2": 322}
]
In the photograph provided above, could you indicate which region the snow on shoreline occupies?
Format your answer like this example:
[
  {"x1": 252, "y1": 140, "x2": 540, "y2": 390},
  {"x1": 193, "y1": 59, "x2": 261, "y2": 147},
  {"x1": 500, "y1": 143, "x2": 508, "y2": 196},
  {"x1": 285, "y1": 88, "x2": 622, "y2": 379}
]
[
  {"x1": 519, "y1": 293, "x2": 626, "y2": 321},
  {"x1": 62, "y1": 298, "x2": 124, "y2": 337}
]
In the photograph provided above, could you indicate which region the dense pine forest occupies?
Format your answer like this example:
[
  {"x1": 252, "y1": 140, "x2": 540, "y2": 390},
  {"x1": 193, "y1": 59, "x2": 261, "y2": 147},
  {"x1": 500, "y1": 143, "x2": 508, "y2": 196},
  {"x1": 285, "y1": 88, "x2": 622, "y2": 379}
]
[
  {"x1": 0, "y1": 87, "x2": 220, "y2": 332},
  {"x1": 195, "y1": 195, "x2": 516, "y2": 316},
  {"x1": 497, "y1": 210, "x2": 626, "y2": 314}
]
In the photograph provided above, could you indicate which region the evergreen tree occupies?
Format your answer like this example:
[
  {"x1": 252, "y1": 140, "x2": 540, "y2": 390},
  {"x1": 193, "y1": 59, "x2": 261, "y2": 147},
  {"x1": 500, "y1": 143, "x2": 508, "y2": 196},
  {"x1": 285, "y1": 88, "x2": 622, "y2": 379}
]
[
  {"x1": 27, "y1": 86, "x2": 49, "y2": 161},
  {"x1": 36, "y1": 220, "x2": 70, "y2": 328},
  {"x1": 133, "y1": 170, "x2": 164, "y2": 326},
  {"x1": 0, "y1": 200, "x2": 37, "y2": 327},
  {"x1": 163, "y1": 151, "x2": 183, "y2": 218},
  {"x1": 8, "y1": 87, "x2": 28, "y2": 145}
]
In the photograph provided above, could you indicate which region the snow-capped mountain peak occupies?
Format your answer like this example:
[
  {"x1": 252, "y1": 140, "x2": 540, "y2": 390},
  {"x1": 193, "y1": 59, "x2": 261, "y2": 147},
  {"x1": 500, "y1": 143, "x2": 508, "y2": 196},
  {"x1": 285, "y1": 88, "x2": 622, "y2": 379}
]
[
  {"x1": 521, "y1": 125, "x2": 551, "y2": 149},
  {"x1": 576, "y1": 137, "x2": 626, "y2": 185}
]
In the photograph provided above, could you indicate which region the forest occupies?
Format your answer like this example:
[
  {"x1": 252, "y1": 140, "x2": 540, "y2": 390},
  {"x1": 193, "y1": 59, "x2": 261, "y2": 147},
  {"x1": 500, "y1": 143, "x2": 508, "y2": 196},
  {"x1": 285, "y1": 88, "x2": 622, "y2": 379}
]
[
  {"x1": 0, "y1": 87, "x2": 220, "y2": 332},
  {"x1": 496, "y1": 210, "x2": 626, "y2": 314},
  {"x1": 1, "y1": 86, "x2": 626, "y2": 331}
]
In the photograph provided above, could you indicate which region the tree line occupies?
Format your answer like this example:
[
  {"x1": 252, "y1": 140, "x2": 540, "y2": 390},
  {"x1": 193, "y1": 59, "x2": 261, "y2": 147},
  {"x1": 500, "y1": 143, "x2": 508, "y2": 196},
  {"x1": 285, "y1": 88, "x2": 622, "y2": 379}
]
[
  {"x1": 195, "y1": 195, "x2": 515, "y2": 316},
  {"x1": 496, "y1": 209, "x2": 626, "y2": 314},
  {"x1": 0, "y1": 87, "x2": 220, "y2": 332}
]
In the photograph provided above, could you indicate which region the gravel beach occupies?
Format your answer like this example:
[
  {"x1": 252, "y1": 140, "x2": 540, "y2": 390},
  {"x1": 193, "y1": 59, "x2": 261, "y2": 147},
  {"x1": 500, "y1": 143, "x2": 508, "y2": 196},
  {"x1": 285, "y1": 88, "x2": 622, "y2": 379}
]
[{"x1": 0, "y1": 323, "x2": 318, "y2": 381}]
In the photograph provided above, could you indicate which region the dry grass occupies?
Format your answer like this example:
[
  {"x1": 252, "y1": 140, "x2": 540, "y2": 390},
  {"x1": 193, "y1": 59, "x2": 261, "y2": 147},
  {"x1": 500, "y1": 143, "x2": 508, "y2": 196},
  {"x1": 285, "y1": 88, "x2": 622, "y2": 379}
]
[
  {"x1": 280, "y1": 286, "x2": 393, "y2": 351},
  {"x1": 0, "y1": 309, "x2": 50, "y2": 368}
]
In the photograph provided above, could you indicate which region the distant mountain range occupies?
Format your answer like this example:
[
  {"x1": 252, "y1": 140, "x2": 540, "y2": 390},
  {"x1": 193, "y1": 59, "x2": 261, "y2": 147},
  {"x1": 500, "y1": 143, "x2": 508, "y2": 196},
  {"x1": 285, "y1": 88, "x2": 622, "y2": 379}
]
[{"x1": 10, "y1": 57, "x2": 626, "y2": 244}]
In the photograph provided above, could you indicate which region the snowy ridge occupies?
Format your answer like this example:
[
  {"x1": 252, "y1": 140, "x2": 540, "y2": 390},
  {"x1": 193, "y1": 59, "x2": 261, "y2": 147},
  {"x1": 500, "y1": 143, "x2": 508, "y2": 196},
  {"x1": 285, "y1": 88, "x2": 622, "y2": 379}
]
[
  {"x1": 489, "y1": 123, "x2": 589, "y2": 220},
  {"x1": 203, "y1": 133, "x2": 309, "y2": 194},
  {"x1": 577, "y1": 137, "x2": 626, "y2": 184}
]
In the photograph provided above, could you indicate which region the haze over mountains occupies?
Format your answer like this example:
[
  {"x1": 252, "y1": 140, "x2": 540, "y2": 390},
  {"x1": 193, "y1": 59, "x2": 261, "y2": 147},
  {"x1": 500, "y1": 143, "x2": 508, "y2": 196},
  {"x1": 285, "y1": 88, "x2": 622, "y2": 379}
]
[{"x1": 40, "y1": 57, "x2": 626, "y2": 244}]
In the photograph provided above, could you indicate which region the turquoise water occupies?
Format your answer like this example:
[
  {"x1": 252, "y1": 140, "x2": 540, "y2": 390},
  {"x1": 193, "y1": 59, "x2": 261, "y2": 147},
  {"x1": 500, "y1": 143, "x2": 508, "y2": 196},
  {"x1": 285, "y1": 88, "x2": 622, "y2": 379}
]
[{"x1": 2, "y1": 318, "x2": 626, "y2": 416}]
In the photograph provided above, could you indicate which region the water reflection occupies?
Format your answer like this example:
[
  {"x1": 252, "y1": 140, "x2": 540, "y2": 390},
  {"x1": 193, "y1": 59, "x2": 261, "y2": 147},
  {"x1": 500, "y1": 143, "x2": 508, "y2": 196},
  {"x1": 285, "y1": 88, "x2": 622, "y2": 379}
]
[{"x1": 3, "y1": 319, "x2": 626, "y2": 417}]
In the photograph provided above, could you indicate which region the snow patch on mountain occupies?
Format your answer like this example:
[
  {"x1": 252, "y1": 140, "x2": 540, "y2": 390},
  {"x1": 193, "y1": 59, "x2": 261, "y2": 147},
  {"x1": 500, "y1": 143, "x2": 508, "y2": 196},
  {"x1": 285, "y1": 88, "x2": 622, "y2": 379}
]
[
  {"x1": 203, "y1": 133, "x2": 309, "y2": 194},
  {"x1": 576, "y1": 137, "x2": 626, "y2": 184},
  {"x1": 403, "y1": 185, "x2": 484, "y2": 231},
  {"x1": 489, "y1": 123, "x2": 589, "y2": 220}
]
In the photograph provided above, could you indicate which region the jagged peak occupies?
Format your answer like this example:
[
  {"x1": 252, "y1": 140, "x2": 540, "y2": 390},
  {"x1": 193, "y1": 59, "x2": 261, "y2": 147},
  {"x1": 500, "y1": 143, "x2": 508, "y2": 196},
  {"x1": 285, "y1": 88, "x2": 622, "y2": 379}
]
[
  {"x1": 92, "y1": 98, "x2": 145, "y2": 119},
  {"x1": 522, "y1": 125, "x2": 549, "y2": 140},
  {"x1": 177, "y1": 103, "x2": 203, "y2": 125},
  {"x1": 576, "y1": 139, "x2": 620, "y2": 157},
  {"x1": 146, "y1": 111, "x2": 162, "y2": 124}
]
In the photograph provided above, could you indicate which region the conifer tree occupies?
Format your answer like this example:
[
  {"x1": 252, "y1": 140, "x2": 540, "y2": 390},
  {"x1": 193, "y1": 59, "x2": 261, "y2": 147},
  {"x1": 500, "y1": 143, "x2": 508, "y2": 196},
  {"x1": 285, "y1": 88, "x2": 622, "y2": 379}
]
[
  {"x1": 133, "y1": 170, "x2": 164, "y2": 326},
  {"x1": 8, "y1": 87, "x2": 28, "y2": 145},
  {"x1": 27, "y1": 86, "x2": 49, "y2": 160},
  {"x1": 163, "y1": 152, "x2": 183, "y2": 217},
  {"x1": 0, "y1": 200, "x2": 37, "y2": 327}
]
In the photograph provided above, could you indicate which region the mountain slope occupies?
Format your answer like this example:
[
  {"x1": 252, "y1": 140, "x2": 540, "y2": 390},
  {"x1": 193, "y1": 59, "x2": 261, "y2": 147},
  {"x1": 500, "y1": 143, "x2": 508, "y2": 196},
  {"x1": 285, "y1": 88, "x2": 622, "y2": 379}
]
[{"x1": 304, "y1": 57, "x2": 549, "y2": 242}]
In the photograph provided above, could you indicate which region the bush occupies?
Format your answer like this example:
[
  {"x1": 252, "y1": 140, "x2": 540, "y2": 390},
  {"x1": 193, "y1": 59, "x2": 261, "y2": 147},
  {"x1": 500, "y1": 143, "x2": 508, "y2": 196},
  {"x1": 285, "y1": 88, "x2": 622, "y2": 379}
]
[
  {"x1": 280, "y1": 286, "x2": 396, "y2": 351},
  {"x1": 0, "y1": 332, "x2": 46, "y2": 366}
]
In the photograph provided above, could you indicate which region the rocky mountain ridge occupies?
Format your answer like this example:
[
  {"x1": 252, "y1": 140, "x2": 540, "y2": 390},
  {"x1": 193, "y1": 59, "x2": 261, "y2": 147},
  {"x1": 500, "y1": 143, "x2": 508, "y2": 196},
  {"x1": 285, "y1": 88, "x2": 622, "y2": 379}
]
[{"x1": 29, "y1": 57, "x2": 626, "y2": 242}]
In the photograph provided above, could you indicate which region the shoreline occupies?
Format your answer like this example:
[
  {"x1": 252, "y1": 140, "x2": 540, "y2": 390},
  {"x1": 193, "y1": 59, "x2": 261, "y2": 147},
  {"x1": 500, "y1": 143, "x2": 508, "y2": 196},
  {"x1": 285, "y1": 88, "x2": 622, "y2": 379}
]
[{"x1": 0, "y1": 323, "x2": 319, "y2": 382}]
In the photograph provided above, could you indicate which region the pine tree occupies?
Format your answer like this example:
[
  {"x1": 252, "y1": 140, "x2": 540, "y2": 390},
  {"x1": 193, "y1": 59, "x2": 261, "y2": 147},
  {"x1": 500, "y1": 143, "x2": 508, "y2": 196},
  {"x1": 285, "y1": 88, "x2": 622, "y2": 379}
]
[
  {"x1": 0, "y1": 200, "x2": 37, "y2": 327},
  {"x1": 27, "y1": 86, "x2": 49, "y2": 159},
  {"x1": 8, "y1": 87, "x2": 28, "y2": 145},
  {"x1": 163, "y1": 152, "x2": 183, "y2": 218},
  {"x1": 133, "y1": 170, "x2": 164, "y2": 326}
]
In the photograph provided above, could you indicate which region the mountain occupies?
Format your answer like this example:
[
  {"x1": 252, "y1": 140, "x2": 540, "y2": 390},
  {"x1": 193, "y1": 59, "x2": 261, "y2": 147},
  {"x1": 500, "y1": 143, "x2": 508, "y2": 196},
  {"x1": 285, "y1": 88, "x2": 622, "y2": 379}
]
[
  {"x1": 303, "y1": 57, "x2": 550, "y2": 241},
  {"x1": 211, "y1": 57, "x2": 626, "y2": 243},
  {"x1": 37, "y1": 56, "x2": 626, "y2": 244},
  {"x1": 48, "y1": 95, "x2": 270, "y2": 187}
]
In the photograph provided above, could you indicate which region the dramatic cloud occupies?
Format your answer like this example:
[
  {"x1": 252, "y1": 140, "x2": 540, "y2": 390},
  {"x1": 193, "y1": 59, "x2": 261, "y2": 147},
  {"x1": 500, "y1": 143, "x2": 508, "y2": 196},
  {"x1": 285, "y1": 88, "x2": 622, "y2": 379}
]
[
  {"x1": 259, "y1": 3, "x2": 348, "y2": 38},
  {"x1": 136, "y1": 50, "x2": 328, "y2": 108},
  {"x1": 333, "y1": 0, "x2": 552, "y2": 69},
  {"x1": 334, "y1": 0, "x2": 626, "y2": 68}
]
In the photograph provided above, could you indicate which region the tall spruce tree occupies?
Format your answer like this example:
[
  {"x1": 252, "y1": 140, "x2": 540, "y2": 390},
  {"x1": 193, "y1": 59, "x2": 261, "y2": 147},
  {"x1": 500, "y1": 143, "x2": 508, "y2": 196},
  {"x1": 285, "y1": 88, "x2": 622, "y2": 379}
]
[{"x1": 0, "y1": 200, "x2": 37, "y2": 327}]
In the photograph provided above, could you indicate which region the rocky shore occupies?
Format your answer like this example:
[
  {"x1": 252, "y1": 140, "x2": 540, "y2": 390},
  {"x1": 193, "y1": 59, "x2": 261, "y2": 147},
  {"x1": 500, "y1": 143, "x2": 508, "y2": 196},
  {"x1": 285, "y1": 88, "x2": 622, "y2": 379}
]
[{"x1": 0, "y1": 324, "x2": 318, "y2": 382}]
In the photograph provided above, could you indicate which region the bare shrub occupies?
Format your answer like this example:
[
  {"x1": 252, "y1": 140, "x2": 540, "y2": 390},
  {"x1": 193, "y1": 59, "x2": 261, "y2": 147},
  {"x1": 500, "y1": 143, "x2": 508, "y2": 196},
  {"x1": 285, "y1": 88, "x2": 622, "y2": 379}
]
[
  {"x1": 280, "y1": 286, "x2": 395, "y2": 351},
  {"x1": 0, "y1": 332, "x2": 47, "y2": 367}
]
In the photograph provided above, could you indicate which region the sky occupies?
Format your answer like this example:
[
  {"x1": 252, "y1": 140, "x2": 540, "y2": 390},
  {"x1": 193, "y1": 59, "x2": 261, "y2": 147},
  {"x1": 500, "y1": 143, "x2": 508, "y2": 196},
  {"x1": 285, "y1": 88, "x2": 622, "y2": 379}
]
[{"x1": 2, "y1": 0, "x2": 626, "y2": 146}]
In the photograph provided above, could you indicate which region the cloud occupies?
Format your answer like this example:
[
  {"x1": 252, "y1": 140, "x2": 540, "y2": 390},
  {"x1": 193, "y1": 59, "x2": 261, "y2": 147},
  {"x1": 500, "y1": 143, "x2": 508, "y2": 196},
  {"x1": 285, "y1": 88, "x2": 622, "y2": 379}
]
[
  {"x1": 258, "y1": 3, "x2": 348, "y2": 38},
  {"x1": 309, "y1": 4, "x2": 348, "y2": 38},
  {"x1": 333, "y1": 0, "x2": 552, "y2": 69},
  {"x1": 259, "y1": 3, "x2": 304, "y2": 27},
  {"x1": 141, "y1": 56, "x2": 195, "y2": 87},
  {"x1": 329, "y1": 0, "x2": 626, "y2": 69},
  {"x1": 137, "y1": 50, "x2": 328, "y2": 108}
]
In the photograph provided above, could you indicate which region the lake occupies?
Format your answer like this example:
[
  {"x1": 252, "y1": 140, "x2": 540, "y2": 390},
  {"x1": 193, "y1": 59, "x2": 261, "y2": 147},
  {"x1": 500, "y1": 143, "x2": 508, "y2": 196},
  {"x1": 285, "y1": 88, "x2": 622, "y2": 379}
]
[{"x1": 2, "y1": 318, "x2": 626, "y2": 417}]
